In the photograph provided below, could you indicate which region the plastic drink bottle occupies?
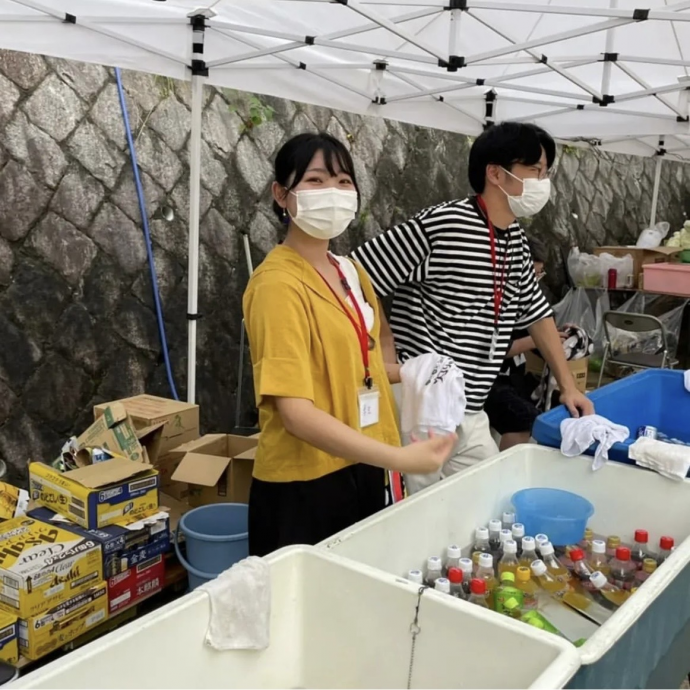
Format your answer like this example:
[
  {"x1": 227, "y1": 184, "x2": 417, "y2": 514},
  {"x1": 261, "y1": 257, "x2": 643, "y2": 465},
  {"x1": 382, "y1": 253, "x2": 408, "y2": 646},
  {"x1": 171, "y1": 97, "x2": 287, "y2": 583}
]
[
  {"x1": 498, "y1": 539, "x2": 520, "y2": 577},
  {"x1": 473, "y1": 527, "x2": 491, "y2": 555},
  {"x1": 447, "y1": 567, "x2": 466, "y2": 599},
  {"x1": 631, "y1": 530, "x2": 650, "y2": 566},
  {"x1": 425, "y1": 557, "x2": 443, "y2": 587},
  {"x1": 535, "y1": 534, "x2": 549, "y2": 549},
  {"x1": 468, "y1": 578, "x2": 489, "y2": 608},
  {"x1": 539, "y1": 542, "x2": 572, "y2": 583},
  {"x1": 407, "y1": 569, "x2": 423, "y2": 585},
  {"x1": 495, "y1": 571, "x2": 524, "y2": 618},
  {"x1": 476, "y1": 553, "x2": 498, "y2": 608},
  {"x1": 609, "y1": 547, "x2": 636, "y2": 590},
  {"x1": 515, "y1": 566, "x2": 539, "y2": 610},
  {"x1": 434, "y1": 577, "x2": 451, "y2": 594},
  {"x1": 511, "y1": 523, "x2": 525, "y2": 554},
  {"x1": 519, "y1": 536, "x2": 538, "y2": 568},
  {"x1": 658, "y1": 536, "x2": 675, "y2": 565},
  {"x1": 590, "y1": 571, "x2": 630, "y2": 607},
  {"x1": 498, "y1": 529, "x2": 513, "y2": 559},
  {"x1": 588, "y1": 539, "x2": 610, "y2": 576},
  {"x1": 531, "y1": 560, "x2": 595, "y2": 612},
  {"x1": 606, "y1": 535, "x2": 621, "y2": 559},
  {"x1": 502, "y1": 511, "x2": 516, "y2": 531},
  {"x1": 458, "y1": 557, "x2": 473, "y2": 597},
  {"x1": 488, "y1": 519, "x2": 502, "y2": 556},
  {"x1": 579, "y1": 527, "x2": 594, "y2": 553},
  {"x1": 444, "y1": 544, "x2": 462, "y2": 575},
  {"x1": 634, "y1": 558, "x2": 657, "y2": 585},
  {"x1": 569, "y1": 548, "x2": 597, "y2": 592}
]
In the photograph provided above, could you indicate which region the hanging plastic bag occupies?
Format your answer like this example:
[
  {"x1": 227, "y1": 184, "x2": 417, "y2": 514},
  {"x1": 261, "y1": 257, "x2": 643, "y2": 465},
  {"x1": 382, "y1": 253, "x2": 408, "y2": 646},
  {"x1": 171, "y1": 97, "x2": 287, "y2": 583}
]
[
  {"x1": 597, "y1": 252, "x2": 634, "y2": 288},
  {"x1": 552, "y1": 287, "x2": 596, "y2": 336},
  {"x1": 636, "y1": 222, "x2": 670, "y2": 249},
  {"x1": 567, "y1": 247, "x2": 602, "y2": 288}
]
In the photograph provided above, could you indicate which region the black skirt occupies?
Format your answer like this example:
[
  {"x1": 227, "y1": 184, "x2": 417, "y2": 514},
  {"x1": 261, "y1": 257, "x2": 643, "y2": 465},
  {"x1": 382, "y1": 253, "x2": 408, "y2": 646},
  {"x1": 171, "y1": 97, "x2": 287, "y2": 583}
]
[
  {"x1": 484, "y1": 374, "x2": 540, "y2": 435},
  {"x1": 248, "y1": 463, "x2": 386, "y2": 557}
]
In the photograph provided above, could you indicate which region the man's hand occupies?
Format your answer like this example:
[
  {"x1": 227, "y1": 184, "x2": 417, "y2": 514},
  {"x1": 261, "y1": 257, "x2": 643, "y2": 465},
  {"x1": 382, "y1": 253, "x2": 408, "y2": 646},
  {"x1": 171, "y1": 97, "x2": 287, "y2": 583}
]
[{"x1": 560, "y1": 387, "x2": 595, "y2": 418}]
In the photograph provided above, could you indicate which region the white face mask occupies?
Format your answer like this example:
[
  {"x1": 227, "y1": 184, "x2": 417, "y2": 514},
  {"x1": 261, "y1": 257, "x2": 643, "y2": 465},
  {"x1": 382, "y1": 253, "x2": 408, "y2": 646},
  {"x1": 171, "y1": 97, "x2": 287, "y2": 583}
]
[
  {"x1": 289, "y1": 188, "x2": 358, "y2": 240},
  {"x1": 500, "y1": 168, "x2": 552, "y2": 218}
]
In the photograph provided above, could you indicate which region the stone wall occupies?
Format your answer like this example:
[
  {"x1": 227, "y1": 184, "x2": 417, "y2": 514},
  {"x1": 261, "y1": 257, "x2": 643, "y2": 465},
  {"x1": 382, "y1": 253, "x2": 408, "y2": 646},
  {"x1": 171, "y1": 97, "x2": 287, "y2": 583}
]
[{"x1": 1, "y1": 50, "x2": 689, "y2": 483}]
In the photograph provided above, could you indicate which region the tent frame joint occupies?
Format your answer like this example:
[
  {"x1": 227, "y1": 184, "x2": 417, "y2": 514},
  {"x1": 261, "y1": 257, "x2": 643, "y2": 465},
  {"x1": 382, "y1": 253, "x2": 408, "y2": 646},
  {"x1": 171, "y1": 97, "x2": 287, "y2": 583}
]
[
  {"x1": 445, "y1": 0, "x2": 468, "y2": 10},
  {"x1": 63, "y1": 13, "x2": 76, "y2": 24},
  {"x1": 633, "y1": 9, "x2": 650, "y2": 21},
  {"x1": 602, "y1": 52, "x2": 619, "y2": 62},
  {"x1": 438, "y1": 55, "x2": 465, "y2": 71}
]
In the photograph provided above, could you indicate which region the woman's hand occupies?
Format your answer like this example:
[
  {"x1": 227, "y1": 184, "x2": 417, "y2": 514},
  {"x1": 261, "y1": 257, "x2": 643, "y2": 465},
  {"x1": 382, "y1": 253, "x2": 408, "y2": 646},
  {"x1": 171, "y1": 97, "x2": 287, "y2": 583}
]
[{"x1": 394, "y1": 431, "x2": 457, "y2": 475}]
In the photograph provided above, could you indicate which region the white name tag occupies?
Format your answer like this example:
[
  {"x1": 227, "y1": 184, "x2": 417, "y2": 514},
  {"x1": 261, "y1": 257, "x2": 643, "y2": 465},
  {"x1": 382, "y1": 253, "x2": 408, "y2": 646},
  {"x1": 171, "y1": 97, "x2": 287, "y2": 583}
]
[{"x1": 358, "y1": 386, "x2": 380, "y2": 428}]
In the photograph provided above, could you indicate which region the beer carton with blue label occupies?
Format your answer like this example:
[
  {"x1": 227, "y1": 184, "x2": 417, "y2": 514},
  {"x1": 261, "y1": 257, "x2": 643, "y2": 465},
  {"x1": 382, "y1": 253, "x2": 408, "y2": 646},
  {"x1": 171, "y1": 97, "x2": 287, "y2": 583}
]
[
  {"x1": 28, "y1": 507, "x2": 170, "y2": 579},
  {"x1": 0, "y1": 517, "x2": 102, "y2": 618},
  {"x1": 19, "y1": 582, "x2": 108, "y2": 660},
  {"x1": 29, "y1": 457, "x2": 160, "y2": 530},
  {"x1": 0, "y1": 611, "x2": 18, "y2": 665}
]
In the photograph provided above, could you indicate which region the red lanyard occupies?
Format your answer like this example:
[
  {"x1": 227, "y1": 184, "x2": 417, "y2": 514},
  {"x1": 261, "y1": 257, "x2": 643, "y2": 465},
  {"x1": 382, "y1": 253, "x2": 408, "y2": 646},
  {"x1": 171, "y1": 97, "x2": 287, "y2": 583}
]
[
  {"x1": 317, "y1": 255, "x2": 373, "y2": 389},
  {"x1": 476, "y1": 195, "x2": 509, "y2": 326}
]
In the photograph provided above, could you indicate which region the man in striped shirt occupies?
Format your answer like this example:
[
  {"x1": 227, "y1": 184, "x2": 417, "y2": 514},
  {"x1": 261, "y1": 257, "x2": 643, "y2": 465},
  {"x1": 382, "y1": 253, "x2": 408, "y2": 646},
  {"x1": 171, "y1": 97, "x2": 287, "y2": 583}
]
[{"x1": 352, "y1": 122, "x2": 594, "y2": 493}]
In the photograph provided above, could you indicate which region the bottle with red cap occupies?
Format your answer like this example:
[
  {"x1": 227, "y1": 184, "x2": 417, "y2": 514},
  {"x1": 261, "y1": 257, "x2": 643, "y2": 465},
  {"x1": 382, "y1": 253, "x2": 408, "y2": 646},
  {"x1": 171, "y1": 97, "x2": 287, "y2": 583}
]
[
  {"x1": 468, "y1": 578, "x2": 490, "y2": 608},
  {"x1": 609, "y1": 547, "x2": 637, "y2": 590},
  {"x1": 658, "y1": 536, "x2": 675, "y2": 565},
  {"x1": 631, "y1": 530, "x2": 651, "y2": 567},
  {"x1": 569, "y1": 548, "x2": 597, "y2": 592},
  {"x1": 447, "y1": 567, "x2": 466, "y2": 599}
]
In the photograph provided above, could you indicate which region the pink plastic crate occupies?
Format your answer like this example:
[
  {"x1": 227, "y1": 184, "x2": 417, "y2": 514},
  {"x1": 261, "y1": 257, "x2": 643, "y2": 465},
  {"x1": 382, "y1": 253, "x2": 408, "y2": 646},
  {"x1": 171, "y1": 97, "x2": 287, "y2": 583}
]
[{"x1": 643, "y1": 262, "x2": 690, "y2": 296}]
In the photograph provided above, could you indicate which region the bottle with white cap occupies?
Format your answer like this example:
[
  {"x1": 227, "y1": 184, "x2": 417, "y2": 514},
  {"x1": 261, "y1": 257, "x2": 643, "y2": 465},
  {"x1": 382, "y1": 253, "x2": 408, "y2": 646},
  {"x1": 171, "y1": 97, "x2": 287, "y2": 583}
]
[
  {"x1": 519, "y1": 536, "x2": 538, "y2": 568},
  {"x1": 407, "y1": 569, "x2": 424, "y2": 585},
  {"x1": 498, "y1": 529, "x2": 512, "y2": 557},
  {"x1": 588, "y1": 539, "x2": 610, "y2": 577},
  {"x1": 476, "y1": 553, "x2": 498, "y2": 608},
  {"x1": 425, "y1": 556, "x2": 443, "y2": 587},
  {"x1": 488, "y1": 519, "x2": 502, "y2": 555},
  {"x1": 589, "y1": 571, "x2": 630, "y2": 607},
  {"x1": 444, "y1": 544, "x2": 462, "y2": 575},
  {"x1": 539, "y1": 542, "x2": 572, "y2": 583},
  {"x1": 511, "y1": 523, "x2": 525, "y2": 554},
  {"x1": 434, "y1": 577, "x2": 451, "y2": 595},
  {"x1": 535, "y1": 534, "x2": 550, "y2": 549},
  {"x1": 472, "y1": 527, "x2": 491, "y2": 555},
  {"x1": 458, "y1": 557, "x2": 474, "y2": 596},
  {"x1": 498, "y1": 539, "x2": 520, "y2": 577},
  {"x1": 502, "y1": 511, "x2": 516, "y2": 531},
  {"x1": 530, "y1": 559, "x2": 568, "y2": 595}
]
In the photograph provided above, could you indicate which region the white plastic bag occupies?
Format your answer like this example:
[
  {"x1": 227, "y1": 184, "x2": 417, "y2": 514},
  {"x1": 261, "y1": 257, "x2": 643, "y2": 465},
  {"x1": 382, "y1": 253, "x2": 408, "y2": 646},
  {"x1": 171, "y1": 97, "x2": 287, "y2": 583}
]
[
  {"x1": 636, "y1": 222, "x2": 670, "y2": 249},
  {"x1": 598, "y1": 252, "x2": 634, "y2": 288},
  {"x1": 567, "y1": 247, "x2": 602, "y2": 288}
]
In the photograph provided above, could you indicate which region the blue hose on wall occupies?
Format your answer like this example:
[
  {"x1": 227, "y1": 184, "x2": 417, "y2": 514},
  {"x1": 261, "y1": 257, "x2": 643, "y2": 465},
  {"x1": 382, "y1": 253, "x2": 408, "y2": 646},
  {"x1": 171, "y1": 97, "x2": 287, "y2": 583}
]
[{"x1": 114, "y1": 68, "x2": 179, "y2": 401}]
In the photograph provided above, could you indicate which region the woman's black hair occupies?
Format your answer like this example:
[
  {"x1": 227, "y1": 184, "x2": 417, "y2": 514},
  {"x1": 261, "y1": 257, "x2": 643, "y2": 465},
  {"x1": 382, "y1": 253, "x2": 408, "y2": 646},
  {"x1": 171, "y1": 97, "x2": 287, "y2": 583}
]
[
  {"x1": 468, "y1": 122, "x2": 556, "y2": 194},
  {"x1": 272, "y1": 132, "x2": 359, "y2": 220},
  {"x1": 528, "y1": 237, "x2": 548, "y2": 264}
]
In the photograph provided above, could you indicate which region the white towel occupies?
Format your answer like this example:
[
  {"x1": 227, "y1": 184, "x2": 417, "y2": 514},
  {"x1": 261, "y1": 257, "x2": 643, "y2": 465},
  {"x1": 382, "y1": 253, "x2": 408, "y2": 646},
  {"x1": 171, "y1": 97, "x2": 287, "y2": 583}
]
[
  {"x1": 399, "y1": 353, "x2": 466, "y2": 444},
  {"x1": 685, "y1": 370, "x2": 690, "y2": 393},
  {"x1": 629, "y1": 437, "x2": 690, "y2": 481},
  {"x1": 560, "y1": 415, "x2": 630, "y2": 471},
  {"x1": 199, "y1": 556, "x2": 270, "y2": 651}
]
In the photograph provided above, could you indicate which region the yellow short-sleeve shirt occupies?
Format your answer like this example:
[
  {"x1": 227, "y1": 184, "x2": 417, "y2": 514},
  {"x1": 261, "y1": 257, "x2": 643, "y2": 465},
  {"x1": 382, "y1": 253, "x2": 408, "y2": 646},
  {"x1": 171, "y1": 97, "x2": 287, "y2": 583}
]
[{"x1": 242, "y1": 245, "x2": 400, "y2": 482}]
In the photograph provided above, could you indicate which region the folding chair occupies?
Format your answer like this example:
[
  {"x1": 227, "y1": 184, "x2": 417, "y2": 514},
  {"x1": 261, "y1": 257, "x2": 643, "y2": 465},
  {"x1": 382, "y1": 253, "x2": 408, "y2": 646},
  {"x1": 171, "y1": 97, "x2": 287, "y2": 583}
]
[{"x1": 598, "y1": 310, "x2": 678, "y2": 388}]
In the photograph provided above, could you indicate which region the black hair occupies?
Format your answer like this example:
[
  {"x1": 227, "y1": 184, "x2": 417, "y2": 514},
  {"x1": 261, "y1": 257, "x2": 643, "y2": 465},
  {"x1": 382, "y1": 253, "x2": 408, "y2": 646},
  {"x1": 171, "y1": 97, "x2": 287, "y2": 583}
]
[
  {"x1": 468, "y1": 122, "x2": 556, "y2": 194},
  {"x1": 272, "y1": 132, "x2": 359, "y2": 220},
  {"x1": 528, "y1": 237, "x2": 548, "y2": 264}
]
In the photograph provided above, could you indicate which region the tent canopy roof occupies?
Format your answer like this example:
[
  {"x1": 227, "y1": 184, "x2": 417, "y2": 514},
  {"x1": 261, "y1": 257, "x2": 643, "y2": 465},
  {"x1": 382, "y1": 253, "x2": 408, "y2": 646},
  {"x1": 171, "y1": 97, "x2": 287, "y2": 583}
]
[{"x1": 2, "y1": 0, "x2": 690, "y2": 159}]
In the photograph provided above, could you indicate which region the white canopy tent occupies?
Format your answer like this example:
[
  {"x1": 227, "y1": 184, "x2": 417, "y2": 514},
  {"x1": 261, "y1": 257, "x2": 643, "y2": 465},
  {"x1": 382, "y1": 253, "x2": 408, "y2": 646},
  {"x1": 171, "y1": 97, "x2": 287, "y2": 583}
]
[{"x1": 2, "y1": 0, "x2": 690, "y2": 401}]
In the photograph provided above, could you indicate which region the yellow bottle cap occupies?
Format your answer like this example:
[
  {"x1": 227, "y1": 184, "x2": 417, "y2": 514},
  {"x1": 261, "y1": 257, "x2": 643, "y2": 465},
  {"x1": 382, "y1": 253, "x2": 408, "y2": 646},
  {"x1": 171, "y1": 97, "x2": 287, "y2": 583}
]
[
  {"x1": 607, "y1": 536, "x2": 621, "y2": 548},
  {"x1": 642, "y1": 558, "x2": 657, "y2": 573},
  {"x1": 516, "y1": 567, "x2": 531, "y2": 582},
  {"x1": 584, "y1": 528, "x2": 593, "y2": 539}
]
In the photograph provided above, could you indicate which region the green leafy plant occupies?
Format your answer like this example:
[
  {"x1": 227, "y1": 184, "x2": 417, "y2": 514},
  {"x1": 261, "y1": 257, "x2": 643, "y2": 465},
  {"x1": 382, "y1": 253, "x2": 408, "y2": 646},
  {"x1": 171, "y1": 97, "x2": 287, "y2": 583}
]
[{"x1": 225, "y1": 90, "x2": 276, "y2": 132}]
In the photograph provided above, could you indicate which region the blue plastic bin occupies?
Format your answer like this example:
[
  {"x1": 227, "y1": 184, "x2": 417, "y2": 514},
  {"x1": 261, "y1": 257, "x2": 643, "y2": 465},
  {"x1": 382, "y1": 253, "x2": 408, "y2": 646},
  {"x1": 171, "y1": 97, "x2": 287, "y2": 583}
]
[{"x1": 532, "y1": 369, "x2": 690, "y2": 469}]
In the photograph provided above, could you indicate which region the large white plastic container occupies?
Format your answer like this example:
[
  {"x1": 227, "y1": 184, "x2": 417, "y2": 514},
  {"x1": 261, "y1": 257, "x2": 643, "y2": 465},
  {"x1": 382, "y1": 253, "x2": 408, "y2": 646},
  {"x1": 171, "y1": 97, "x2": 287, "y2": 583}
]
[
  {"x1": 11, "y1": 546, "x2": 580, "y2": 689},
  {"x1": 322, "y1": 445, "x2": 690, "y2": 689}
]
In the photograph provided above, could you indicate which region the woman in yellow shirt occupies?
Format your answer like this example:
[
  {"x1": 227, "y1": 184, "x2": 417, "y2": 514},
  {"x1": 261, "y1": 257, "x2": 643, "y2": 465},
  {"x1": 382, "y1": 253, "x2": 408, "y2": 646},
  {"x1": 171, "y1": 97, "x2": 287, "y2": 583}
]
[{"x1": 243, "y1": 133, "x2": 456, "y2": 556}]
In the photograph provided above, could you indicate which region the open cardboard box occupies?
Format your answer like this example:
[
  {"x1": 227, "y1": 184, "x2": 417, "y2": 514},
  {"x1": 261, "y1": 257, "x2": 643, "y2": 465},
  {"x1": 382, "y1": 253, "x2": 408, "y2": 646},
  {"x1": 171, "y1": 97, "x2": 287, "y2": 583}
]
[
  {"x1": 525, "y1": 351, "x2": 589, "y2": 393},
  {"x1": 170, "y1": 434, "x2": 257, "y2": 507},
  {"x1": 593, "y1": 246, "x2": 680, "y2": 287}
]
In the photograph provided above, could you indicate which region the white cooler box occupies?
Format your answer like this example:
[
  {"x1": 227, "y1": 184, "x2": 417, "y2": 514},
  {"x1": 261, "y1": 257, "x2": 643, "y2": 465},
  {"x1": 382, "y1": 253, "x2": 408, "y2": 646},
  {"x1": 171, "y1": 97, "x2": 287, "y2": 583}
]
[
  {"x1": 322, "y1": 445, "x2": 690, "y2": 689},
  {"x1": 11, "y1": 546, "x2": 579, "y2": 689}
]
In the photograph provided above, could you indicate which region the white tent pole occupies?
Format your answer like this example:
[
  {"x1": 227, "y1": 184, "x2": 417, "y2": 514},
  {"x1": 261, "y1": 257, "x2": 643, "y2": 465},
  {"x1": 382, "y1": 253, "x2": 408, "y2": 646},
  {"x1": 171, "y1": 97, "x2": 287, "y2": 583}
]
[
  {"x1": 601, "y1": 0, "x2": 617, "y2": 96},
  {"x1": 650, "y1": 154, "x2": 664, "y2": 227}
]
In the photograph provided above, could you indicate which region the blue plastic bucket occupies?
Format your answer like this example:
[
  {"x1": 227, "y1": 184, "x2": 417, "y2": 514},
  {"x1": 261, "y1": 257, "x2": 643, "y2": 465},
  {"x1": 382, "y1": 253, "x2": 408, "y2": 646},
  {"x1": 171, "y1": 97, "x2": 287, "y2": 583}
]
[
  {"x1": 512, "y1": 488, "x2": 594, "y2": 546},
  {"x1": 174, "y1": 503, "x2": 249, "y2": 590}
]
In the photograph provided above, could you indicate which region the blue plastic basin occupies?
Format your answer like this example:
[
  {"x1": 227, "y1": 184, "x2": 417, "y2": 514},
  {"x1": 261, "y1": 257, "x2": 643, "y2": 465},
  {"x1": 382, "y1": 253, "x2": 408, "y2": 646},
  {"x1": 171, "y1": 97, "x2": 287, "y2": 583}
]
[
  {"x1": 512, "y1": 488, "x2": 594, "y2": 546},
  {"x1": 532, "y1": 369, "x2": 690, "y2": 470}
]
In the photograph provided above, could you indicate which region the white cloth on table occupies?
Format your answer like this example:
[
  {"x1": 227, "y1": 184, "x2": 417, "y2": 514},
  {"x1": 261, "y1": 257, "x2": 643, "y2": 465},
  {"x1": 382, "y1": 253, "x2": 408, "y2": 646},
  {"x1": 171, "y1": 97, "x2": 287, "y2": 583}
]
[
  {"x1": 629, "y1": 437, "x2": 690, "y2": 481},
  {"x1": 399, "y1": 353, "x2": 466, "y2": 445},
  {"x1": 560, "y1": 414, "x2": 630, "y2": 471},
  {"x1": 199, "y1": 556, "x2": 270, "y2": 651}
]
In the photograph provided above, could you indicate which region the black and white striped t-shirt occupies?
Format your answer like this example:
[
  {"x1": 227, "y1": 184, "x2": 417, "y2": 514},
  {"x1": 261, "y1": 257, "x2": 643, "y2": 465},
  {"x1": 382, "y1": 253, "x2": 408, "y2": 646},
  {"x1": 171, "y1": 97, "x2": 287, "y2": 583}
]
[{"x1": 351, "y1": 197, "x2": 553, "y2": 413}]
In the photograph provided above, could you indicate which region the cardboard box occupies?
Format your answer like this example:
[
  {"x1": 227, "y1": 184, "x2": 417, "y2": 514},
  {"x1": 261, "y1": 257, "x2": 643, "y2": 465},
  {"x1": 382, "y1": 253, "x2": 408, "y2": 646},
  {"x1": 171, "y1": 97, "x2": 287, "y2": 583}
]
[
  {"x1": 159, "y1": 493, "x2": 191, "y2": 536},
  {"x1": 0, "y1": 611, "x2": 18, "y2": 664},
  {"x1": 94, "y1": 395, "x2": 200, "y2": 457},
  {"x1": 524, "y1": 352, "x2": 589, "y2": 393},
  {"x1": 107, "y1": 553, "x2": 165, "y2": 615},
  {"x1": 170, "y1": 435, "x2": 257, "y2": 507},
  {"x1": 593, "y1": 246, "x2": 680, "y2": 287},
  {"x1": 0, "y1": 483, "x2": 29, "y2": 521},
  {"x1": 0, "y1": 517, "x2": 102, "y2": 618},
  {"x1": 29, "y1": 458, "x2": 160, "y2": 530},
  {"x1": 19, "y1": 582, "x2": 108, "y2": 660},
  {"x1": 28, "y1": 507, "x2": 170, "y2": 579}
]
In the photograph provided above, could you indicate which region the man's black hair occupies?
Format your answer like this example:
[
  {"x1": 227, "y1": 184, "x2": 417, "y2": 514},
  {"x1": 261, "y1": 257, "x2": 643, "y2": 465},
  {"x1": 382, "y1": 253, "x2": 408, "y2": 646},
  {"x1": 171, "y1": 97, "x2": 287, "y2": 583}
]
[
  {"x1": 272, "y1": 132, "x2": 359, "y2": 219},
  {"x1": 468, "y1": 122, "x2": 556, "y2": 194},
  {"x1": 527, "y1": 237, "x2": 548, "y2": 264}
]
